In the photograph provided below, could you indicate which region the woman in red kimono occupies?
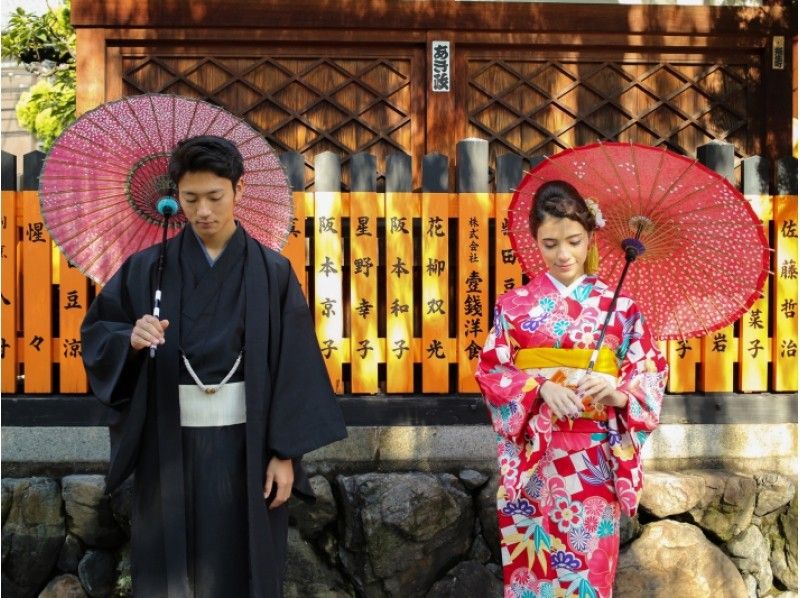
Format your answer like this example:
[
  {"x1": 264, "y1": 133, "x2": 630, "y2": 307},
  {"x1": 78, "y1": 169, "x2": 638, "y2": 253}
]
[{"x1": 475, "y1": 180, "x2": 667, "y2": 598}]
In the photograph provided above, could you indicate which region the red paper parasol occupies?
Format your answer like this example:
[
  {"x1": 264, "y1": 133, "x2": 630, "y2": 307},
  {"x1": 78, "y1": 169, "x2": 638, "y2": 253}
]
[
  {"x1": 39, "y1": 94, "x2": 292, "y2": 285},
  {"x1": 508, "y1": 142, "x2": 770, "y2": 341}
]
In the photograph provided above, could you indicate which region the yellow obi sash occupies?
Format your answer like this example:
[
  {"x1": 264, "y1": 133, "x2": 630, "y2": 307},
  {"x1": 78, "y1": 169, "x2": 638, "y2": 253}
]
[
  {"x1": 514, "y1": 347, "x2": 620, "y2": 421},
  {"x1": 515, "y1": 347, "x2": 619, "y2": 376}
]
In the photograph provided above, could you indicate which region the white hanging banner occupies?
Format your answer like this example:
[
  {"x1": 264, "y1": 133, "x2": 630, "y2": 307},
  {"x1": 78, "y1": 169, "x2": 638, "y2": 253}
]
[{"x1": 431, "y1": 41, "x2": 451, "y2": 93}]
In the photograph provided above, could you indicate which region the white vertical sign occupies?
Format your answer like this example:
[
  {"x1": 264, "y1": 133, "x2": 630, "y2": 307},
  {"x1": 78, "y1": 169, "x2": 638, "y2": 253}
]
[
  {"x1": 431, "y1": 41, "x2": 451, "y2": 93},
  {"x1": 772, "y1": 36, "x2": 785, "y2": 70}
]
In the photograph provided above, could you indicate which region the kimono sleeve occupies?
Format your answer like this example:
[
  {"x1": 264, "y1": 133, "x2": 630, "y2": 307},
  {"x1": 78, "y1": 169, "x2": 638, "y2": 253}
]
[
  {"x1": 80, "y1": 260, "x2": 145, "y2": 407},
  {"x1": 267, "y1": 268, "x2": 347, "y2": 459},
  {"x1": 475, "y1": 301, "x2": 542, "y2": 443},
  {"x1": 616, "y1": 300, "x2": 668, "y2": 437}
]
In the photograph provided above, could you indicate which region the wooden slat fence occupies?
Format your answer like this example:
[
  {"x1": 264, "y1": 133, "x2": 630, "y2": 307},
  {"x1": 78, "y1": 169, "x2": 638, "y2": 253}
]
[{"x1": 0, "y1": 141, "x2": 797, "y2": 395}]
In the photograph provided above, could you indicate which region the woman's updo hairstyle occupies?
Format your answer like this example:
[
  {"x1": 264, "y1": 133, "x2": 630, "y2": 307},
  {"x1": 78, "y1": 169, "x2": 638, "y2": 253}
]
[{"x1": 529, "y1": 180, "x2": 596, "y2": 237}]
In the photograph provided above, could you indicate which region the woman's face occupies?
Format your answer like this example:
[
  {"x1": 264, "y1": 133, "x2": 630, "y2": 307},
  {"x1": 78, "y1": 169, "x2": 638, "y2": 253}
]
[{"x1": 535, "y1": 215, "x2": 591, "y2": 286}]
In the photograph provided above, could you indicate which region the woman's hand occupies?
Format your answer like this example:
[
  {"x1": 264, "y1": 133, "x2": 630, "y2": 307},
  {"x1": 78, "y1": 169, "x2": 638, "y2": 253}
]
[
  {"x1": 576, "y1": 374, "x2": 628, "y2": 409},
  {"x1": 539, "y1": 380, "x2": 584, "y2": 420},
  {"x1": 264, "y1": 456, "x2": 294, "y2": 509}
]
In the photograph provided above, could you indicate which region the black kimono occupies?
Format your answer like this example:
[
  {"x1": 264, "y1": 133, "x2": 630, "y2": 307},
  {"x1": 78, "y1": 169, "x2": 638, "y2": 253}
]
[{"x1": 81, "y1": 225, "x2": 347, "y2": 598}]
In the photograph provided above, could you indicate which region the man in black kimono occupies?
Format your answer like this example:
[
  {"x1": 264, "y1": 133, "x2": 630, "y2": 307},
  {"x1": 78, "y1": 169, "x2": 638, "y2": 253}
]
[{"x1": 81, "y1": 135, "x2": 347, "y2": 597}]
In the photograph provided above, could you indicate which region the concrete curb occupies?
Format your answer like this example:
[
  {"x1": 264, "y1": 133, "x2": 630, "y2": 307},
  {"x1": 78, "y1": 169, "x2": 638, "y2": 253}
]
[{"x1": 2, "y1": 423, "x2": 796, "y2": 477}]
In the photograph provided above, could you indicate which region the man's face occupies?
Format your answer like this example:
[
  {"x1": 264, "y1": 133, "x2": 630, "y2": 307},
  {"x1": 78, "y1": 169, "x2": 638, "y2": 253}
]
[{"x1": 177, "y1": 170, "x2": 242, "y2": 246}]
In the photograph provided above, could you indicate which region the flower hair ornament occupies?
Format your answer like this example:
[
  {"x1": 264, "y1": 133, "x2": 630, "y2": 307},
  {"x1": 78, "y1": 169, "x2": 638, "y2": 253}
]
[
  {"x1": 584, "y1": 197, "x2": 606, "y2": 229},
  {"x1": 584, "y1": 198, "x2": 604, "y2": 274}
]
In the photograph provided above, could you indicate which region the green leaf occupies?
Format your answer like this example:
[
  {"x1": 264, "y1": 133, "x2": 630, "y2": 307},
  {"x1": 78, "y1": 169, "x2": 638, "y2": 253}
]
[{"x1": 4, "y1": 1, "x2": 75, "y2": 150}]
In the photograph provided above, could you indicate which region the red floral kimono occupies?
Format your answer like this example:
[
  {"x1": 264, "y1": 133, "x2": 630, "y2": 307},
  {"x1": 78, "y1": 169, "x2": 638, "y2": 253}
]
[{"x1": 475, "y1": 272, "x2": 667, "y2": 598}]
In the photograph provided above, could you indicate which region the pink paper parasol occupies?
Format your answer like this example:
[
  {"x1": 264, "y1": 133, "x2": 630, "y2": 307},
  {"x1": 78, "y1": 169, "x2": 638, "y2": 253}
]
[{"x1": 38, "y1": 94, "x2": 292, "y2": 285}]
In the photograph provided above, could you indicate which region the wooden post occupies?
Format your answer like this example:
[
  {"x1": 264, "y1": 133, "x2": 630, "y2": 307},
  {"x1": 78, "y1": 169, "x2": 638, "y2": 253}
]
[
  {"x1": 58, "y1": 253, "x2": 89, "y2": 393},
  {"x1": 697, "y1": 142, "x2": 735, "y2": 392},
  {"x1": 421, "y1": 153, "x2": 451, "y2": 393},
  {"x1": 313, "y1": 152, "x2": 344, "y2": 394},
  {"x1": 456, "y1": 139, "x2": 491, "y2": 393},
  {"x1": 50, "y1": 109, "x2": 87, "y2": 389},
  {"x1": 350, "y1": 152, "x2": 380, "y2": 393},
  {"x1": 494, "y1": 154, "x2": 524, "y2": 300},
  {"x1": 763, "y1": 32, "x2": 795, "y2": 161},
  {"x1": 21, "y1": 152, "x2": 52, "y2": 393},
  {"x1": 775, "y1": 156, "x2": 798, "y2": 197},
  {"x1": 279, "y1": 151, "x2": 309, "y2": 297},
  {"x1": 1, "y1": 151, "x2": 16, "y2": 191},
  {"x1": 739, "y1": 156, "x2": 771, "y2": 392},
  {"x1": 667, "y1": 338, "x2": 700, "y2": 393},
  {"x1": 76, "y1": 29, "x2": 106, "y2": 115},
  {"x1": 21, "y1": 151, "x2": 45, "y2": 193},
  {"x1": 772, "y1": 156, "x2": 798, "y2": 392},
  {"x1": 385, "y1": 151, "x2": 412, "y2": 195},
  {"x1": 384, "y1": 152, "x2": 415, "y2": 393},
  {"x1": 1, "y1": 151, "x2": 18, "y2": 392}
]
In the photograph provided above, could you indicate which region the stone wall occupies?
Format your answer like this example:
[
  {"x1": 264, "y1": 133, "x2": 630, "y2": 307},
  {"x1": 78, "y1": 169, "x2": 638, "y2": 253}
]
[{"x1": 1, "y1": 469, "x2": 796, "y2": 598}]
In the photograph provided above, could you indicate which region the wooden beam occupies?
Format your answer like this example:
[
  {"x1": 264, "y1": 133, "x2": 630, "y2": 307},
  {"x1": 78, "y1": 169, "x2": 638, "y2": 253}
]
[
  {"x1": 71, "y1": 1, "x2": 794, "y2": 37},
  {"x1": 96, "y1": 29, "x2": 773, "y2": 50}
]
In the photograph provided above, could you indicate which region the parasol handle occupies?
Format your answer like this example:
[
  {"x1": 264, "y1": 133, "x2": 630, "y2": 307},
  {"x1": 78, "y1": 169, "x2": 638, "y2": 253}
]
[
  {"x1": 150, "y1": 197, "x2": 179, "y2": 358},
  {"x1": 585, "y1": 240, "x2": 643, "y2": 373}
]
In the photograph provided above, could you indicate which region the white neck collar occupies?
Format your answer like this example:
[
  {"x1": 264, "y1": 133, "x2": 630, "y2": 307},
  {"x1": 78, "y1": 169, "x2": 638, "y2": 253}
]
[{"x1": 546, "y1": 272, "x2": 587, "y2": 297}]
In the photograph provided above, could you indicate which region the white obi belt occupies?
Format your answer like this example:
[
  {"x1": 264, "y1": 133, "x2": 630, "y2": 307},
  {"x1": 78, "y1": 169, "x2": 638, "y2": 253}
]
[{"x1": 178, "y1": 381, "x2": 246, "y2": 427}]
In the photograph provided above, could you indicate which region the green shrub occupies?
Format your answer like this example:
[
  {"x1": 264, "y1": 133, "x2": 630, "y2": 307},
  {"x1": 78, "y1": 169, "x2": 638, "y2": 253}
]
[{"x1": 2, "y1": 1, "x2": 76, "y2": 150}]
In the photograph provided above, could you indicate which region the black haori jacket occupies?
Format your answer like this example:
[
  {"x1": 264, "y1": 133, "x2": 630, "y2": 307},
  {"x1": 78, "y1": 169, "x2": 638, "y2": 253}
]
[{"x1": 81, "y1": 226, "x2": 347, "y2": 597}]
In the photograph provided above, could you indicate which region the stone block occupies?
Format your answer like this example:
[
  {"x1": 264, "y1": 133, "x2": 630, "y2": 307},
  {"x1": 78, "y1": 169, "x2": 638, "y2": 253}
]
[
  {"x1": 38, "y1": 573, "x2": 87, "y2": 598},
  {"x1": 77, "y1": 550, "x2": 116, "y2": 598},
  {"x1": 337, "y1": 472, "x2": 473, "y2": 597},
  {"x1": 614, "y1": 520, "x2": 748, "y2": 597},
  {"x1": 288, "y1": 475, "x2": 338, "y2": 539},
  {"x1": 687, "y1": 470, "x2": 757, "y2": 541},
  {"x1": 57, "y1": 534, "x2": 84, "y2": 574},
  {"x1": 771, "y1": 494, "x2": 798, "y2": 590},
  {"x1": 619, "y1": 513, "x2": 641, "y2": 546},
  {"x1": 62, "y1": 476, "x2": 125, "y2": 548},
  {"x1": 742, "y1": 573, "x2": 758, "y2": 598},
  {"x1": 109, "y1": 477, "x2": 133, "y2": 533},
  {"x1": 467, "y1": 534, "x2": 492, "y2": 564},
  {"x1": 2, "y1": 480, "x2": 12, "y2": 526},
  {"x1": 640, "y1": 471, "x2": 705, "y2": 518},
  {"x1": 2, "y1": 478, "x2": 65, "y2": 598},
  {"x1": 726, "y1": 525, "x2": 773, "y2": 596},
  {"x1": 283, "y1": 528, "x2": 353, "y2": 597},
  {"x1": 425, "y1": 560, "x2": 503, "y2": 597},
  {"x1": 477, "y1": 473, "x2": 501, "y2": 564},
  {"x1": 754, "y1": 473, "x2": 796, "y2": 516},
  {"x1": 458, "y1": 469, "x2": 489, "y2": 491}
]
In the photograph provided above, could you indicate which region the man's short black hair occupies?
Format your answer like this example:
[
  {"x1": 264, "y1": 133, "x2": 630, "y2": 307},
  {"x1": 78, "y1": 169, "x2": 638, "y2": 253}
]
[{"x1": 168, "y1": 135, "x2": 244, "y2": 189}]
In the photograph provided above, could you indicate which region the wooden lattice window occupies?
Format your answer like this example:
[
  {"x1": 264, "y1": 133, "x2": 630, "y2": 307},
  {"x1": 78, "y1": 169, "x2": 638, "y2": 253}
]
[
  {"x1": 122, "y1": 54, "x2": 420, "y2": 189},
  {"x1": 467, "y1": 57, "x2": 763, "y2": 185}
]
